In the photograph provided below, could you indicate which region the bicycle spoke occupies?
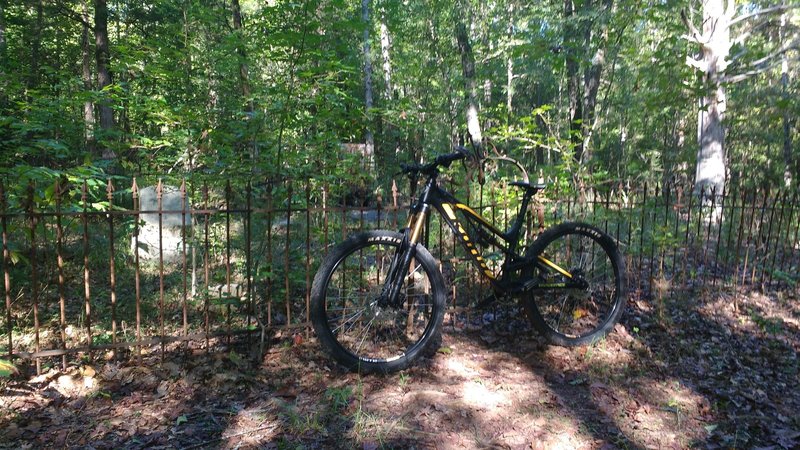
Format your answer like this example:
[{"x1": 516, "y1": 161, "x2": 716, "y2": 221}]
[
  {"x1": 331, "y1": 308, "x2": 366, "y2": 334},
  {"x1": 317, "y1": 235, "x2": 440, "y2": 365},
  {"x1": 524, "y1": 224, "x2": 625, "y2": 344}
]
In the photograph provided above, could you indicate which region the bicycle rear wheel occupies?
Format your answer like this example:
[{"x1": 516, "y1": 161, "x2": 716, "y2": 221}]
[
  {"x1": 523, "y1": 222, "x2": 626, "y2": 346},
  {"x1": 311, "y1": 231, "x2": 446, "y2": 373}
]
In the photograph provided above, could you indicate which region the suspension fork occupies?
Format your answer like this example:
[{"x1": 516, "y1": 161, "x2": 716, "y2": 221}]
[{"x1": 382, "y1": 204, "x2": 429, "y2": 308}]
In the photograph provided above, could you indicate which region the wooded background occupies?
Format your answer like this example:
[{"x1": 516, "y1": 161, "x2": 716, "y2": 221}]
[{"x1": 0, "y1": 0, "x2": 797, "y2": 193}]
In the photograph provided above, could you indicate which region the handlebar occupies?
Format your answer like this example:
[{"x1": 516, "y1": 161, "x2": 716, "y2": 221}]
[{"x1": 399, "y1": 146, "x2": 470, "y2": 176}]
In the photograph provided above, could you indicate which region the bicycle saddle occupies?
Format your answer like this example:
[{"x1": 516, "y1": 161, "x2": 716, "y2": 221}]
[{"x1": 509, "y1": 181, "x2": 546, "y2": 195}]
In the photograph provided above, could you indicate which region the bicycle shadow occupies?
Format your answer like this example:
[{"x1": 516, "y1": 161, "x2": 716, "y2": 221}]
[{"x1": 449, "y1": 285, "x2": 800, "y2": 448}]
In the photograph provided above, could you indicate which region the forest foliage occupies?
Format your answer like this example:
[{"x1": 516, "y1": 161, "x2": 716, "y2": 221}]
[{"x1": 0, "y1": 0, "x2": 797, "y2": 196}]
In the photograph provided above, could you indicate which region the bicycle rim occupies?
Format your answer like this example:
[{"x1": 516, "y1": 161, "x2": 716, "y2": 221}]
[
  {"x1": 531, "y1": 230, "x2": 621, "y2": 341},
  {"x1": 322, "y1": 240, "x2": 437, "y2": 363}
]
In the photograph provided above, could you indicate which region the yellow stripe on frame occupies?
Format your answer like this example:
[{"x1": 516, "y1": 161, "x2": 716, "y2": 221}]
[
  {"x1": 538, "y1": 255, "x2": 573, "y2": 278},
  {"x1": 454, "y1": 203, "x2": 502, "y2": 235},
  {"x1": 441, "y1": 204, "x2": 457, "y2": 220}
]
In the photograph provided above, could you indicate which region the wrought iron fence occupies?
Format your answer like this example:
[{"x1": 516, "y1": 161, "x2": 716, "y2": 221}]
[{"x1": 1, "y1": 175, "x2": 798, "y2": 372}]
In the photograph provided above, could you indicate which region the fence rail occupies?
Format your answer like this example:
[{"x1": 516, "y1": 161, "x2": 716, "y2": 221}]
[{"x1": 1, "y1": 176, "x2": 798, "y2": 372}]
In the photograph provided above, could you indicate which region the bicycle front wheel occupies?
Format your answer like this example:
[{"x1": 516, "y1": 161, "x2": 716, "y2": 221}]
[
  {"x1": 523, "y1": 222, "x2": 627, "y2": 346},
  {"x1": 311, "y1": 231, "x2": 446, "y2": 373}
]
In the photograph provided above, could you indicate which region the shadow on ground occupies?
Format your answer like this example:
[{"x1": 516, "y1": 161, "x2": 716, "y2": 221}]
[{"x1": 1, "y1": 287, "x2": 798, "y2": 449}]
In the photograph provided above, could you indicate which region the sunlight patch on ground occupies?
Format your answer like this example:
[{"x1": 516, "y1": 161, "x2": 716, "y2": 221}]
[
  {"x1": 544, "y1": 431, "x2": 582, "y2": 450},
  {"x1": 444, "y1": 357, "x2": 480, "y2": 378},
  {"x1": 225, "y1": 407, "x2": 280, "y2": 448},
  {"x1": 461, "y1": 379, "x2": 509, "y2": 409}
]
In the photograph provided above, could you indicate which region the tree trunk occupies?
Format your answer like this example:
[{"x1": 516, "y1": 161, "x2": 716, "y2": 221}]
[
  {"x1": 780, "y1": 12, "x2": 794, "y2": 187},
  {"x1": 0, "y1": 0, "x2": 7, "y2": 108},
  {"x1": 95, "y1": 0, "x2": 116, "y2": 160},
  {"x1": 183, "y1": 2, "x2": 193, "y2": 171},
  {"x1": 427, "y1": 17, "x2": 457, "y2": 147},
  {"x1": 362, "y1": 0, "x2": 374, "y2": 168},
  {"x1": 693, "y1": 0, "x2": 732, "y2": 195},
  {"x1": 379, "y1": 14, "x2": 393, "y2": 100},
  {"x1": 505, "y1": 0, "x2": 514, "y2": 119},
  {"x1": 564, "y1": 0, "x2": 584, "y2": 164},
  {"x1": 29, "y1": 0, "x2": 43, "y2": 90},
  {"x1": 580, "y1": 0, "x2": 613, "y2": 165},
  {"x1": 455, "y1": 21, "x2": 483, "y2": 157},
  {"x1": 82, "y1": 0, "x2": 95, "y2": 152},
  {"x1": 231, "y1": 0, "x2": 251, "y2": 108},
  {"x1": 231, "y1": 0, "x2": 256, "y2": 161}
]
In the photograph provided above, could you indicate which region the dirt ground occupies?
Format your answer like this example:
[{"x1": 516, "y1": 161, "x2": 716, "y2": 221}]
[{"x1": 1, "y1": 288, "x2": 798, "y2": 449}]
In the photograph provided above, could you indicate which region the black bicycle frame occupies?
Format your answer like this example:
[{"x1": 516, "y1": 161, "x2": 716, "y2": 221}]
[{"x1": 380, "y1": 165, "x2": 583, "y2": 308}]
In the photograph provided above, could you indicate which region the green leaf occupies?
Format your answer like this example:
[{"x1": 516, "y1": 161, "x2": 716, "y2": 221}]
[
  {"x1": 0, "y1": 359, "x2": 18, "y2": 378},
  {"x1": 228, "y1": 350, "x2": 244, "y2": 367},
  {"x1": 212, "y1": 296, "x2": 242, "y2": 307},
  {"x1": 176, "y1": 415, "x2": 188, "y2": 426}
]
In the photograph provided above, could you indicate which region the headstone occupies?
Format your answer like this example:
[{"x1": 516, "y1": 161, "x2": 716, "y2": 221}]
[
  {"x1": 132, "y1": 185, "x2": 191, "y2": 262},
  {"x1": 138, "y1": 185, "x2": 191, "y2": 227}
]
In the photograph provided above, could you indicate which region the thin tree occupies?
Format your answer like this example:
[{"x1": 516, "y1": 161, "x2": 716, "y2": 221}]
[
  {"x1": 563, "y1": 0, "x2": 614, "y2": 167},
  {"x1": 29, "y1": 0, "x2": 44, "y2": 91},
  {"x1": 456, "y1": 20, "x2": 483, "y2": 157},
  {"x1": 780, "y1": 11, "x2": 796, "y2": 187},
  {"x1": 82, "y1": 0, "x2": 94, "y2": 153},
  {"x1": 0, "y1": 0, "x2": 7, "y2": 108},
  {"x1": 231, "y1": 0, "x2": 256, "y2": 162},
  {"x1": 362, "y1": 0, "x2": 375, "y2": 168},
  {"x1": 95, "y1": 0, "x2": 115, "y2": 160},
  {"x1": 379, "y1": 6, "x2": 393, "y2": 100}
]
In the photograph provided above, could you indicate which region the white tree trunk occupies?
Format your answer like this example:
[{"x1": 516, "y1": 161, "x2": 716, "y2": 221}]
[
  {"x1": 379, "y1": 18, "x2": 393, "y2": 100},
  {"x1": 693, "y1": 0, "x2": 733, "y2": 195}
]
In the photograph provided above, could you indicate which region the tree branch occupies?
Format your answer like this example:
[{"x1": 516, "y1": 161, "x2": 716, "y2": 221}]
[
  {"x1": 680, "y1": 9, "x2": 708, "y2": 45},
  {"x1": 731, "y1": 33, "x2": 800, "y2": 69},
  {"x1": 47, "y1": 1, "x2": 93, "y2": 30},
  {"x1": 732, "y1": 19, "x2": 771, "y2": 47},
  {"x1": 729, "y1": 4, "x2": 799, "y2": 27},
  {"x1": 724, "y1": 56, "x2": 799, "y2": 83},
  {"x1": 686, "y1": 55, "x2": 708, "y2": 72},
  {"x1": 725, "y1": 0, "x2": 737, "y2": 21}
]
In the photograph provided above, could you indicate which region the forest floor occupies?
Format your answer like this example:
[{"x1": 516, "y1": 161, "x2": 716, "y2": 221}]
[{"x1": 1, "y1": 287, "x2": 798, "y2": 449}]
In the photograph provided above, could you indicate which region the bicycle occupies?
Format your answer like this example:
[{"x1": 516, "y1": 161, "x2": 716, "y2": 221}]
[{"x1": 311, "y1": 147, "x2": 627, "y2": 373}]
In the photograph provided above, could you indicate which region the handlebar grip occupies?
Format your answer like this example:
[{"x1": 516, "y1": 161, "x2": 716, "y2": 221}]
[{"x1": 435, "y1": 151, "x2": 466, "y2": 167}]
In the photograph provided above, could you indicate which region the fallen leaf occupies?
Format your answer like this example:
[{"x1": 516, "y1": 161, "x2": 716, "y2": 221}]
[
  {"x1": 156, "y1": 380, "x2": 169, "y2": 397},
  {"x1": 81, "y1": 365, "x2": 96, "y2": 378}
]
